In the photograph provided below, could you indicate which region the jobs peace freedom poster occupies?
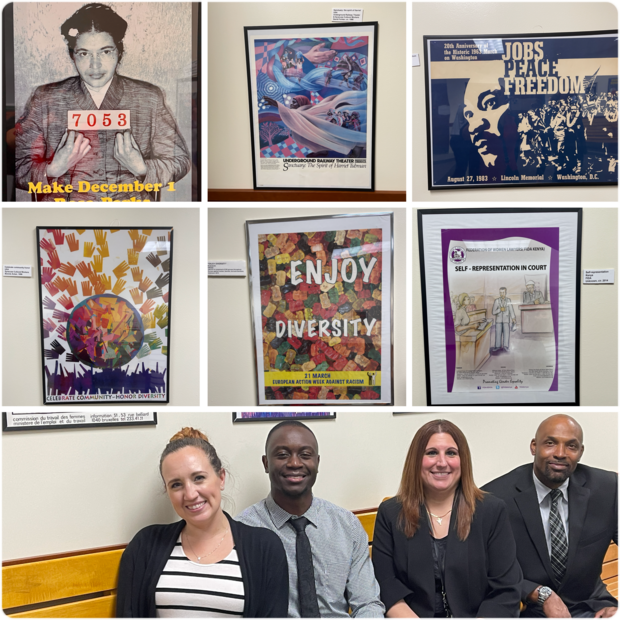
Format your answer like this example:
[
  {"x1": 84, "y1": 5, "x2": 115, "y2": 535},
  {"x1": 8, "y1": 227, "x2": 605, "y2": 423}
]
[
  {"x1": 246, "y1": 213, "x2": 393, "y2": 406},
  {"x1": 244, "y1": 23, "x2": 377, "y2": 191},
  {"x1": 424, "y1": 31, "x2": 618, "y2": 189}
]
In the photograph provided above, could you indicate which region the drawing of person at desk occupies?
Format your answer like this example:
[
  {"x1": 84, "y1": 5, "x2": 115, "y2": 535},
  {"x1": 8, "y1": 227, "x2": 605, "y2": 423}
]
[
  {"x1": 454, "y1": 293, "x2": 491, "y2": 370},
  {"x1": 523, "y1": 280, "x2": 546, "y2": 304}
]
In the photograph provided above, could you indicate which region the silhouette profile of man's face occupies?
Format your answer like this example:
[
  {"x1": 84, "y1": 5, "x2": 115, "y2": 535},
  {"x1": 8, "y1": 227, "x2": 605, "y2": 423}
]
[{"x1": 463, "y1": 76, "x2": 510, "y2": 167}]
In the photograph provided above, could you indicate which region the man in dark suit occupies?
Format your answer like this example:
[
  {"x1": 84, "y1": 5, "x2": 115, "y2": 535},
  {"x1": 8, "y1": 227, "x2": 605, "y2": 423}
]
[{"x1": 483, "y1": 415, "x2": 618, "y2": 618}]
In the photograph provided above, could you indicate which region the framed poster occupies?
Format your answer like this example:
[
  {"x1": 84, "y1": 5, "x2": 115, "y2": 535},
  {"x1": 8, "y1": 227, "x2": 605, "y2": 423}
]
[
  {"x1": 37, "y1": 227, "x2": 173, "y2": 404},
  {"x1": 233, "y1": 412, "x2": 336, "y2": 422},
  {"x1": 244, "y1": 22, "x2": 378, "y2": 191},
  {"x1": 424, "y1": 31, "x2": 618, "y2": 190},
  {"x1": 246, "y1": 212, "x2": 393, "y2": 405},
  {"x1": 3, "y1": 2, "x2": 201, "y2": 202},
  {"x1": 3, "y1": 411, "x2": 157, "y2": 431},
  {"x1": 418, "y1": 208, "x2": 582, "y2": 406}
]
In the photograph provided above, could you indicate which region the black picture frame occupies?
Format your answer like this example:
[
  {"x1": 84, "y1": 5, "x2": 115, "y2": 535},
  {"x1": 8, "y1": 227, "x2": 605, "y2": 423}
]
[
  {"x1": 233, "y1": 412, "x2": 336, "y2": 423},
  {"x1": 35, "y1": 226, "x2": 174, "y2": 406},
  {"x1": 2, "y1": 2, "x2": 201, "y2": 202},
  {"x1": 418, "y1": 208, "x2": 582, "y2": 406},
  {"x1": 2, "y1": 411, "x2": 158, "y2": 431},
  {"x1": 244, "y1": 22, "x2": 378, "y2": 191},
  {"x1": 423, "y1": 30, "x2": 618, "y2": 190}
]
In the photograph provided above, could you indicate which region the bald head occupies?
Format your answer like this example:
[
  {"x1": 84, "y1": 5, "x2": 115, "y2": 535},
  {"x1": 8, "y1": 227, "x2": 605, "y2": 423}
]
[
  {"x1": 535, "y1": 415, "x2": 583, "y2": 444},
  {"x1": 531, "y1": 415, "x2": 584, "y2": 489}
]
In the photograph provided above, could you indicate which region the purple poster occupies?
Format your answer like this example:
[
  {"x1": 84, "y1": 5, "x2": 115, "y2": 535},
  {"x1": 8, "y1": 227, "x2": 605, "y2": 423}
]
[{"x1": 442, "y1": 228, "x2": 559, "y2": 393}]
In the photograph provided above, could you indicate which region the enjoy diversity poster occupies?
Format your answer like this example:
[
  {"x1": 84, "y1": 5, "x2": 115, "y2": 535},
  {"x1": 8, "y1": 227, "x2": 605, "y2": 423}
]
[{"x1": 246, "y1": 213, "x2": 393, "y2": 405}]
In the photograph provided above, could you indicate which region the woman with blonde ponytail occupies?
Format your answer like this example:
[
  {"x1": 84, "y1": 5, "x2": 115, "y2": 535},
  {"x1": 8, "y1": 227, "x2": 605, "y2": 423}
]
[{"x1": 117, "y1": 428, "x2": 288, "y2": 618}]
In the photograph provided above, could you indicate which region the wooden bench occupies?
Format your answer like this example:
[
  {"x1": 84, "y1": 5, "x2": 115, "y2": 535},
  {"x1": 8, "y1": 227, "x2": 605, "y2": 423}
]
[{"x1": 3, "y1": 510, "x2": 618, "y2": 617}]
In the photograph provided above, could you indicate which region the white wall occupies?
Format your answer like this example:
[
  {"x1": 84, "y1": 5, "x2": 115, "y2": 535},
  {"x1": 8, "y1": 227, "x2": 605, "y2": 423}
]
[
  {"x1": 2, "y1": 208, "x2": 200, "y2": 406},
  {"x1": 412, "y1": 207, "x2": 619, "y2": 405},
  {"x1": 412, "y1": 2, "x2": 619, "y2": 202},
  {"x1": 208, "y1": 207, "x2": 406, "y2": 406},
  {"x1": 208, "y1": 2, "x2": 406, "y2": 191},
  {"x1": 2, "y1": 410, "x2": 616, "y2": 560}
]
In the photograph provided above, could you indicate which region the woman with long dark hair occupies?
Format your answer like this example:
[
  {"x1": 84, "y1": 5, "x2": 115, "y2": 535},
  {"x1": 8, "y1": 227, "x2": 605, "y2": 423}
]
[{"x1": 372, "y1": 419, "x2": 521, "y2": 617}]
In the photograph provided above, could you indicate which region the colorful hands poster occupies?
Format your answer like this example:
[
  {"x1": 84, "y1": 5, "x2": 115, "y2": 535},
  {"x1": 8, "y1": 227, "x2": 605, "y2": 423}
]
[
  {"x1": 245, "y1": 23, "x2": 377, "y2": 190},
  {"x1": 37, "y1": 227, "x2": 173, "y2": 403},
  {"x1": 418, "y1": 209, "x2": 581, "y2": 406},
  {"x1": 424, "y1": 31, "x2": 617, "y2": 189},
  {"x1": 247, "y1": 213, "x2": 393, "y2": 405},
  {"x1": 4, "y1": 3, "x2": 199, "y2": 202}
]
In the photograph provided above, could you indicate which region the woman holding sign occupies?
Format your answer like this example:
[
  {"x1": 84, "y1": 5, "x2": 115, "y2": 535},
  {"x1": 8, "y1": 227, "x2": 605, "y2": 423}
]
[{"x1": 15, "y1": 3, "x2": 190, "y2": 202}]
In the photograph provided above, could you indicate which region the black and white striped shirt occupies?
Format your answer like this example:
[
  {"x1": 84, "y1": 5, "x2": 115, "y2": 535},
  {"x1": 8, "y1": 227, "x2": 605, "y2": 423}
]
[{"x1": 155, "y1": 538, "x2": 245, "y2": 617}]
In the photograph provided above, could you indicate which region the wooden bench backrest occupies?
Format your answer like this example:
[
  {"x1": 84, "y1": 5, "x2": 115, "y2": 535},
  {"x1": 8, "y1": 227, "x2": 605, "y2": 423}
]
[
  {"x1": 3, "y1": 510, "x2": 618, "y2": 617},
  {"x1": 3, "y1": 549, "x2": 123, "y2": 618}
]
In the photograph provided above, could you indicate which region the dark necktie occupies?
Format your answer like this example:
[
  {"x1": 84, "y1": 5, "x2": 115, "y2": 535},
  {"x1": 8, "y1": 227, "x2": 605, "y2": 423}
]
[
  {"x1": 290, "y1": 517, "x2": 320, "y2": 618},
  {"x1": 549, "y1": 488, "x2": 568, "y2": 582}
]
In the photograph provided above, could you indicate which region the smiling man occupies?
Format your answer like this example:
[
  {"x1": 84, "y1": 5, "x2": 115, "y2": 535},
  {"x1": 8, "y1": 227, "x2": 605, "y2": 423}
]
[
  {"x1": 236, "y1": 421, "x2": 384, "y2": 618},
  {"x1": 482, "y1": 415, "x2": 618, "y2": 618}
]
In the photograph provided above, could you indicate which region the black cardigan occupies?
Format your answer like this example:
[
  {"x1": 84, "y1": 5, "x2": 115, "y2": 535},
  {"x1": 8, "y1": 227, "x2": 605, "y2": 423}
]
[
  {"x1": 116, "y1": 513, "x2": 289, "y2": 618},
  {"x1": 372, "y1": 495, "x2": 522, "y2": 618}
]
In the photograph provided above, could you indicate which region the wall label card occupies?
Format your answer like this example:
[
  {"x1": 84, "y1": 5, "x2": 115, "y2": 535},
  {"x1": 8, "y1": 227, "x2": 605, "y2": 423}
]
[
  {"x1": 246, "y1": 212, "x2": 394, "y2": 405},
  {"x1": 3, "y1": 264, "x2": 32, "y2": 277},
  {"x1": 37, "y1": 227, "x2": 173, "y2": 405},
  {"x1": 3, "y1": 411, "x2": 157, "y2": 431},
  {"x1": 583, "y1": 268, "x2": 614, "y2": 284},
  {"x1": 244, "y1": 22, "x2": 377, "y2": 191},
  {"x1": 331, "y1": 9, "x2": 363, "y2": 22},
  {"x1": 419, "y1": 208, "x2": 582, "y2": 406},
  {"x1": 424, "y1": 31, "x2": 618, "y2": 190},
  {"x1": 208, "y1": 261, "x2": 247, "y2": 277}
]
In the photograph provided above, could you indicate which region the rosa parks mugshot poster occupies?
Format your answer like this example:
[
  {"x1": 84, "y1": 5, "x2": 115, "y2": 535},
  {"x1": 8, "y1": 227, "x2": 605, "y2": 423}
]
[
  {"x1": 424, "y1": 31, "x2": 618, "y2": 189},
  {"x1": 246, "y1": 213, "x2": 393, "y2": 406},
  {"x1": 5, "y1": 2, "x2": 198, "y2": 202},
  {"x1": 37, "y1": 227, "x2": 172, "y2": 404}
]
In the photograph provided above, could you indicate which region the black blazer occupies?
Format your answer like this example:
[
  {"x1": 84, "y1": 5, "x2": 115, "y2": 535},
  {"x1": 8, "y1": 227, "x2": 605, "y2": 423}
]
[
  {"x1": 372, "y1": 495, "x2": 522, "y2": 617},
  {"x1": 482, "y1": 464, "x2": 618, "y2": 614},
  {"x1": 116, "y1": 513, "x2": 289, "y2": 618}
]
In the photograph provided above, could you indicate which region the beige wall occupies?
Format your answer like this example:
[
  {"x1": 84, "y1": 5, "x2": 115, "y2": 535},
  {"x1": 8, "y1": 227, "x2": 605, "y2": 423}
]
[
  {"x1": 208, "y1": 2, "x2": 406, "y2": 191},
  {"x1": 3, "y1": 410, "x2": 616, "y2": 560},
  {"x1": 412, "y1": 2, "x2": 619, "y2": 202},
  {"x1": 2, "y1": 208, "x2": 200, "y2": 406},
  {"x1": 412, "y1": 207, "x2": 619, "y2": 405},
  {"x1": 208, "y1": 207, "x2": 406, "y2": 405}
]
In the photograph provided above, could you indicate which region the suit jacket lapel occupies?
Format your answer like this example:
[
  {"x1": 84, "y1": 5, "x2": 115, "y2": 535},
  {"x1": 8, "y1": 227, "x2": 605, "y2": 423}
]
[
  {"x1": 100, "y1": 74, "x2": 124, "y2": 110},
  {"x1": 408, "y1": 509, "x2": 438, "y2": 613},
  {"x1": 560, "y1": 472, "x2": 590, "y2": 589},
  {"x1": 514, "y1": 471, "x2": 558, "y2": 584},
  {"x1": 70, "y1": 77, "x2": 97, "y2": 110}
]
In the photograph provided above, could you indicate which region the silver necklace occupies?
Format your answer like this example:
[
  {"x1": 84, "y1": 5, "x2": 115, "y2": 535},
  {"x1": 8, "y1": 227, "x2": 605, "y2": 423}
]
[{"x1": 183, "y1": 528, "x2": 229, "y2": 563}]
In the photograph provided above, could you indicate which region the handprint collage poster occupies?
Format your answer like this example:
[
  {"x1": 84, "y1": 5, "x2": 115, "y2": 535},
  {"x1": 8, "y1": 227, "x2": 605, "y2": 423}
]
[
  {"x1": 37, "y1": 227, "x2": 173, "y2": 404},
  {"x1": 5, "y1": 2, "x2": 198, "y2": 202},
  {"x1": 424, "y1": 31, "x2": 618, "y2": 189},
  {"x1": 244, "y1": 23, "x2": 377, "y2": 190},
  {"x1": 246, "y1": 213, "x2": 393, "y2": 406}
]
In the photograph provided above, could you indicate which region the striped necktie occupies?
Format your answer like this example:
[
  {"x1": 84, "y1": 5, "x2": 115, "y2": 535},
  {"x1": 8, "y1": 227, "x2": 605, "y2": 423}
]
[{"x1": 549, "y1": 488, "x2": 568, "y2": 582}]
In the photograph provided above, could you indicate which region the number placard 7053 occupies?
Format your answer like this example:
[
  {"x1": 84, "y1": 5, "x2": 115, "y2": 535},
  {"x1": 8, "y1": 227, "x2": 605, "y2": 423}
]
[{"x1": 67, "y1": 109, "x2": 131, "y2": 131}]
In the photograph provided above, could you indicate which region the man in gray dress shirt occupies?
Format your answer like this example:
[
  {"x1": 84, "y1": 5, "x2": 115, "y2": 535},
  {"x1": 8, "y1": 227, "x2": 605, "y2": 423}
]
[{"x1": 236, "y1": 421, "x2": 385, "y2": 618}]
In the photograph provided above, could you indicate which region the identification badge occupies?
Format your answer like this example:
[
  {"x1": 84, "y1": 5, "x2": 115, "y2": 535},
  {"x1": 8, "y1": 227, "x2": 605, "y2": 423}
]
[{"x1": 67, "y1": 109, "x2": 131, "y2": 131}]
